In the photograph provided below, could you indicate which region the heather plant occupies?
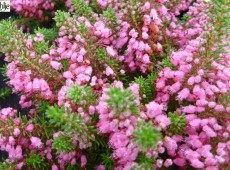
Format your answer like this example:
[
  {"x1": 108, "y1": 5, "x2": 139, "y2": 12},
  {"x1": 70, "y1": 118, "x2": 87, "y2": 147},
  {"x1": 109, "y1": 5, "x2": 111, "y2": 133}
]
[{"x1": 0, "y1": 0, "x2": 229, "y2": 169}]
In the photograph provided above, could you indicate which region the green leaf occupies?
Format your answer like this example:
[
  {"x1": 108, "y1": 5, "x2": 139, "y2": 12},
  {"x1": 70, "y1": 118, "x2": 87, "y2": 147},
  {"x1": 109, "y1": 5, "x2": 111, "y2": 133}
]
[
  {"x1": 134, "y1": 152, "x2": 154, "y2": 170},
  {"x1": 54, "y1": 11, "x2": 71, "y2": 24},
  {"x1": 167, "y1": 112, "x2": 187, "y2": 135},
  {"x1": 67, "y1": 84, "x2": 97, "y2": 106},
  {"x1": 105, "y1": 87, "x2": 139, "y2": 115},
  {"x1": 133, "y1": 121, "x2": 162, "y2": 151},
  {"x1": 0, "y1": 87, "x2": 11, "y2": 100},
  {"x1": 102, "y1": 8, "x2": 118, "y2": 29},
  {"x1": 52, "y1": 134, "x2": 75, "y2": 153},
  {"x1": 35, "y1": 27, "x2": 59, "y2": 41},
  {"x1": 134, "y1": 72, "x2": 157, "y2": 104},
  {"x1": 46, "y1": 105, "x2": 96, "y2": 145},
  {"x1": 71, "y1": 0, "x2": 95, "y2": 22},
  {"x1": 25, "y1": 153, "x2": 48, "y2": 169}
]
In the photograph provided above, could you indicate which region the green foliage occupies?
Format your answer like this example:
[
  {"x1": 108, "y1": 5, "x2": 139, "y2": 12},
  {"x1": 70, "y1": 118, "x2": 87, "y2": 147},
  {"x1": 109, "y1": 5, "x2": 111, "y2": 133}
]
[
  {"x1": 101, "y1": 150, "x2": 114, "y2": 170},
  {"x1": 0, "y1": 63, "x2": 8, "y2": 80},
  {"x1": 37, "y1": 101, "x2": 50, "y2": 114},
  {"x1": 102, "y1": 8, "x2": 118, "y2": 29},
  {"x1": 25, "y1": 153, "x2": 48, "y2": 169},
  {"x1": 77, "y1": 22, "x2": 89, "y2": 38},
  {"x1": 125, "y1": 0, "x2": 143, "y2": 25},
  {"x1": 178, "y1": 14, "x2": 193, "y2": 24},
  {"x1": 134, "y1": 72, "x2": 157, "y2": 104},
  {"x1": 35, "y1": 27, "x2": 59, "y2": 41},
  {"x1": 133, "y1": 121, "x2": 162, "y2": 151},
  {"x1": 0, "y1": 113, "x2": 25, "y2": 136},
  {"x1": 60, "y1": 58, "x2": 70, "y2": 71},
  {"x1": 134, "y1": 152, "x2": 154, "y2": 170},
  {"x1": 215, "y1": 92, "x2": 230, "y2": 110},
  {"x1": 52, "y1": 134, "x2": 75, "y2": 153},
  {"x1": 54, "y1": 10, "x2": 71, "y2": 24},
  {"x1": 32, "y1": 113, "x2": 57, "y2": 138},
  {"x1": 161, "y1": 56, "x2": 175, "y2": 69},
  {"x1": 94, "y1": 47, "x2": 121, "y2": 75},
  {"x1": 0, "y1": 87, "x2": 11, "y2": 100},
  {"x1": 67, "y1": 84, "x2": 97, "y2": 106},
  {"x1": 85, "y1": 135, "x2": 114, "y2": 170},
  {"x1": 201, "y1": 0, "x2": 230, "y2": 63},
  {"x1": 33, "y1": 40, "x2": 50, "y2": 54},
  {"x1": 46, "y1": 105, "x2": 95, "y2": 144},
  {"x1": 89, "y1": 0, "x2": 103, "y2": 14},
  {"x1": 66, "y1": 164, "x2": 81, "y2": 170},
  {"x1": 71, "y1": 0, "x2": 95, "y2": 22},
  {"x1": 167, "y1": 112, "x2": 187, "y2": 135},
  {"x1": 15, "y1": 16, "x2": 41, "y2": 31},
  {"x1": 105, "y1": 87, "x2": 139, "y2": 115},
  {"x1": 0, "y1": 160, "x2": 15, "y2": 170},
  {"x1": 0, "y1": 19, "x2": 18, "y2": 49}
]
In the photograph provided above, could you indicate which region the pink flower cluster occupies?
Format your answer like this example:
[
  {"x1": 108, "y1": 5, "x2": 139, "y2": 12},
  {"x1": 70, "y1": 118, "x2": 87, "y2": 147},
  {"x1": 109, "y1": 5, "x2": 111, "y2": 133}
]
[
  {"x1": 96, "y1": 82, "x2": 141, "y2": 169},
  {"x1": 11, "y1": 0, "x2": 56, "y2": 21},
  {"x1": 164, "y1": 115, "x2": 230, "y2": 169}
]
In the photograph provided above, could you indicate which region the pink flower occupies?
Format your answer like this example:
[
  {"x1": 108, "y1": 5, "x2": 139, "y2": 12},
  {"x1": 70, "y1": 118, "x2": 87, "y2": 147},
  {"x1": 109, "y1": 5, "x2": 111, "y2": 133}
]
[
  {"x1": 189, "y1": 119, "x2": 201, "y2": 129},
  {"x1": 80, "y1": 155, "x2": 87, "y2": 167},
  {"x1": 71, "y1": 158, "x2": 76, "y2": 165},
  {"x1": 159, "y1": 5, "x2": 168, "y2": 15},
  {"x1": 63, "y1": 71, "x2": 73, "y2": 79},
  {"x1": 214, "y1": 105, "x2": 224, "y2": 112},
  {"x1": 141, "y1": 2, "x2": 150, "y2": 11},
  {"x1": 30, "y1": 137, "x2": 43, "y2": 148},
  {"x1": 96, "y1": 165, "x2": 106, "y2": 170},
  {"x1": 169, "y1": 82, "x2": 181, "y2": 93},
  {"x1": 156, "y1": 79, "x2": 165, "y2": 89},
  {"x1": 13, "y1": 128, "x2": 21, "y2": 136},
  {"x1": 26, "y1": 124, "x2": 34, "y2": 132},
  {"x1": 164, "y1": 159, "x2": 173, "y2": 167},
  {"x1": 105, "y1": 66, "x2": 114, "y2": 76},
  {"x1": 156, "y1": 159, "x2": 163, "y2": 168},
  {"x1": 146, "y1": 101, "x2": 163, "y2": 118},
  {"x1": 142, "y1": 32, "x2": 149, "y2": 39},
  {"x1": 52, "y1": 165, "x2": 58, "y2": 170},
  {"x1": 164, "y1": 137, "x2": 178, "y2": 151},
  {"x1": 194, "y1": 75, "x2": 201, "y2": 83},
  {"x1": 106, "y1": 46, "x2": 116, "y2": 57},
  {"x1": 190, "y1": 159, "x2": 204, "y2": 169},
  {"x1": 177, "y1": 88, "x2": 190, "y2": 101},
  {"x1": 183, "y1": 105, "x2": 196, "y2": 113},
  {"x1": 174, "y1": 157, "x2": 186, "y2": 167},
  {"x1": 16, "y1": 162, "x2": 24, "y2": 169},
  {"x1": 206, "y1": 166, "x2": 218, "y2": 170},
  {"x1": 50, "y1": 61, "x2": 63, "y2": 70},
  {"x1": 33, "y1": 78, "x2": 41, "y2": 91},
  {"x1": 155, "y1": 114, "x2": 171, "y2": 129},
  {"x1": 208, "y1": 102, "x2": 216, "y2": 108},
  {"x1": 202, "y1": 125, "x2": 216, "y2": 137},
  {"x1": 9, "y1": 136, "x2": 15, "y2": 145}
]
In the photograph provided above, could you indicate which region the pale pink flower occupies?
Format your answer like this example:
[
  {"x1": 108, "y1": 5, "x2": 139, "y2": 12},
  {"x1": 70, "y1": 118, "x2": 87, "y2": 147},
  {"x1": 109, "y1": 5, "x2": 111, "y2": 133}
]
[
  {"x1": 164, "y1": 159, "x2": 173, "y2": 167},
  {"x1": 146, "y1": 101, "x2": 163, "y2": 118},
  {"x1": 50, "y1": 61, "x2": 63, "y2": 70},
  {"x1": 80, "y1": 155, "x2": 87, "y2": 167},
  {"x1": 190, "y1": 159, "x2": 204, "y2": 169},
  {"x1": 106, "y1": 46, "x2": 116, "y2": 57},
  {"x1": 13, "y1": 128, "x2": 21, "y2": 136},
  {"x1": 105, "y1": 66, "x2": 114, "y2": 76},
  {"x1": 26, "y1": 124, "x2": 34, "y2": 132},
  {"x1": 30, "y1": 137, "x2": 43, "y2": 148}
]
